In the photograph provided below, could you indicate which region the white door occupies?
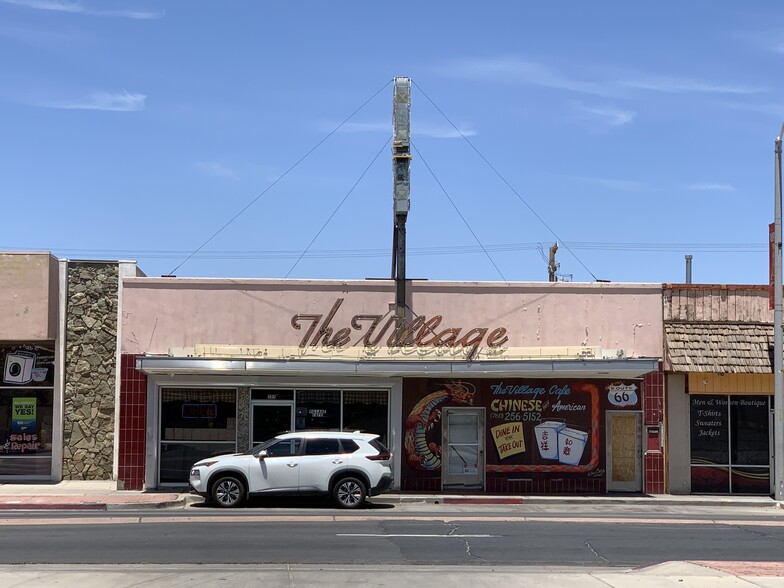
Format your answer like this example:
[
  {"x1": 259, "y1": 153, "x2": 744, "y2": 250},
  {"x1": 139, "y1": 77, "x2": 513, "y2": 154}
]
[
  {"x1": 247, "y1": 437, "x2": 301, "y2": 493},
  {"x1": 442, "y1": 407, "x2": 485, "y2": 489}
]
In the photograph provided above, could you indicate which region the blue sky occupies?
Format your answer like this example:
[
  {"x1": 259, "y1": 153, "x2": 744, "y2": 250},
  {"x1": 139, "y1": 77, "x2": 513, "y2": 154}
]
[{"x1": 1, "y1": 1, "x2": 783, "y2": 284}]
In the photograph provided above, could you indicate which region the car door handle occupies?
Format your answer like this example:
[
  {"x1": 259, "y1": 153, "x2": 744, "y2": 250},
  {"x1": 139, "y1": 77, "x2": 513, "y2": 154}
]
[
  {"x1": 332, "y1": 459, "x2": 343, "y2": 464},
  {"x1": 287, "y1": 463, "x2": 298, "y2": 468}
]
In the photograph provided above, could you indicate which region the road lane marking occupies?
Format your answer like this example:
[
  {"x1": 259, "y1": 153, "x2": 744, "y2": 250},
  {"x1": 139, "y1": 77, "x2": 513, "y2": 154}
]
[{"x1": 336, "y1": 533, "x2": 500, "y2": 538}]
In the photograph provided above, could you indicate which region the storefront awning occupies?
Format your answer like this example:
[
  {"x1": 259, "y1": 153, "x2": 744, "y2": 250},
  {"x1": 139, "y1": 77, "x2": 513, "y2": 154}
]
[{"x1": 136, "y1": 356, "x2": 659, "y2": 379}]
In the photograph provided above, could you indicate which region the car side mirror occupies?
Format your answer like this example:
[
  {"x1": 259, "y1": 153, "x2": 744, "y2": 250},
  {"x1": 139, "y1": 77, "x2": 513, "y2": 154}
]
[{"x1": 258, "y1": 449, "x2": 268, "y2": 460}]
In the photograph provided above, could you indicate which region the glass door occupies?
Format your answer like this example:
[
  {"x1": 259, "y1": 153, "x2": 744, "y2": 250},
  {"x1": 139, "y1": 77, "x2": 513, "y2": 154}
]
[
  {"x1": 251, "y1": 403, "x2": 294, "y2": 447},
  {"x1": 442, "y1": 407, "x2": 485, "y2": 489}
]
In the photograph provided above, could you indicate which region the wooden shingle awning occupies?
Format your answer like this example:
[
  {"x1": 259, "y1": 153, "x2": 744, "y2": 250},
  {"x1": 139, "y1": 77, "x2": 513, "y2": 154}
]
[{"x1": 664, "y1": 322, "x2": 773, "y2": 373}]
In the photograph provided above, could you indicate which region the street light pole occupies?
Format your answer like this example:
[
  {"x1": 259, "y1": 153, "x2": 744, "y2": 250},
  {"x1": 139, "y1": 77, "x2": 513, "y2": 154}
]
[{"x1": 775, "y1": 123, "x2": 784, "y2": 501}]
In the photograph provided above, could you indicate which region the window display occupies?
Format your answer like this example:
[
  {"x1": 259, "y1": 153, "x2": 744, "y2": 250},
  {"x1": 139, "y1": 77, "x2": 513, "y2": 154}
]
[
  {"x1": 159, "y1": 388, "x2": 237, "y2": 484},
  {"x1": 0, "y1": 345, "x2": 55, "y2": 478},
  {"x1": 690, "y1": 394, "x2": 770, "y2": 494}
]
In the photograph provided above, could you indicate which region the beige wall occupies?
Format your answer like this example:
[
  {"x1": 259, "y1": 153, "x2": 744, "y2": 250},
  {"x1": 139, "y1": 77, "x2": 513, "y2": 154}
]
[
  {"x1": 121, "y1": 278, "x2": 663, "y2": 357},
  {"x1": 666, "y1": 374, "x2": 691, "y2": 494},
  {"x1": 0, "y1": 252, "x2": 59, "y2": 341}
]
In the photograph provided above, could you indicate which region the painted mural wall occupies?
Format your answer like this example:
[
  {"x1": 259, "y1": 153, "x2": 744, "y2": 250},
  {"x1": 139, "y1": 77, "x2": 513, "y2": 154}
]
[{"x1": 401, "y1": 377, "x2": 642, "y2": 493}]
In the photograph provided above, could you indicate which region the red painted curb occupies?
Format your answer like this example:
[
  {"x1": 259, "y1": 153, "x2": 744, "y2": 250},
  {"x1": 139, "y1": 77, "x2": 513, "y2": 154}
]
[{"x1": 0, "y1": 503, "x2": 107, "y2": 511}]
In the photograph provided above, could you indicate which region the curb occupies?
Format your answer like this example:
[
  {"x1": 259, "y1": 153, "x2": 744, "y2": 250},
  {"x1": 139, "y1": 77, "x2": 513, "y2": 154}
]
[
  {"x1": 0, "y1": 503, "x2": 108, "y2": 511},
  {"x1": 371, "y1": 495, "x2": 779, "y2": 508}
]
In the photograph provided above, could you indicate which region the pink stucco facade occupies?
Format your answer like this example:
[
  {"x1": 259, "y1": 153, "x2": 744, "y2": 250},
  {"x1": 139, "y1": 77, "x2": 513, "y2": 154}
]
[
  {"x1": 121, "y1": 278, "x2": 662, "y2": 357},
  {"x1": 0, "y1": 252, "x2": 59, "y2": 341}
]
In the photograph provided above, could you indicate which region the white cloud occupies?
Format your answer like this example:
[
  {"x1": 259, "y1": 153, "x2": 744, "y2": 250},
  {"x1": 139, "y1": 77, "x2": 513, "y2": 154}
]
[
  {"x1": 720, "y1": 101, "x2": 784, "y2": 116},
  {"x1": 336, "y1": 120, "x2": 476, "y2": 139},
  {"x1": 0, "y1": 0, "x2": 164, "y2": 19},
  {"x1": 447, "y1": 57, "x2": 614, "y2": 96},
  {"x1": 41, "y1": 91, "x2": 146, "y2": 111},
  {"x1": 621, "y1": 75, "x2": 762, "y2": 94},
  {"x1": 687, "y1": 183, "x2": 736, "y2": 192},
  {"x1": 443, "y1": 56, "x2": 764, "y2": 97},
  {"x1": 194, "y1": 161, "x2": 239, "y2": 181},
  {"x1": 416, "y1": 124, "x2": 477, "y2": 138},
  {"x1": 732, "y1": 29, "x2": 784, "y2": 55},
  {"x1": 573, "y1": 176, "x2": 646, "y2": 191},
  {"x1": 575, "y1": 104, "x2": 635, "y2": 126}
]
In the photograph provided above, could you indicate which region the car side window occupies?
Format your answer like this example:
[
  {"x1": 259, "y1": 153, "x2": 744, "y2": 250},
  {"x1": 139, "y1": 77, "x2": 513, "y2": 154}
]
[
  {"x1": 264, "y1": 439, "x2": 301, "y2": 457},
  {"x1": 304, "y1": 438, "x2": 340, "y2": 456},
  {"x1": 339, "y1": 439, "x2": 359, "y2": 454}
]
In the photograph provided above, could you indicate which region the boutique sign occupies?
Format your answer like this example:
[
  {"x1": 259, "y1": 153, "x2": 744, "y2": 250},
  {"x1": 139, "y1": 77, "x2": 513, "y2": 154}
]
[{"x1": 291, "y1": 298, "x2": 508, "y2": 360}]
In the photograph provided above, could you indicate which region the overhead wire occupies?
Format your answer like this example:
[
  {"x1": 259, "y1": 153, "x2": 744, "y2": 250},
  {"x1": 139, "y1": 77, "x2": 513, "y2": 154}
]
[
  {"x1": 167, "y1": 78, "x2": 394, "y2": 276},
  {"x1": 412, "y1": 79, "x2": 599, "y2": 282},
  {"x1": 284, "y1": 136, "x2": 392, "y2": 278},
  {"x1": 413, "y1": 142, "x2": 507, "y2": 281},
  {"x1": 2, "y1": 241, "x2": 765, "y2": 261}
]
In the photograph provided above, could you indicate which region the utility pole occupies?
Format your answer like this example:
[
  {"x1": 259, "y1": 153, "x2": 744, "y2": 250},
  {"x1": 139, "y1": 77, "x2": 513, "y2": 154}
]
[
  {"x1": 548, "y1": 242, "x2": 558, "y2": 282},
  {"x1": 391, "y1": 77, "x2": 411, "y2": 329},
  {"x1": 774, "y1": 123, "x2": 784, "y2": 501}
]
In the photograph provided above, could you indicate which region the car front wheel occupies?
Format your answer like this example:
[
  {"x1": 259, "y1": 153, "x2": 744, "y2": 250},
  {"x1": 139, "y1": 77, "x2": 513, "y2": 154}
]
[
  {"x1": 211, "y1": 475, "x2": 245, "y2": 508},
  {"x1": 333, "y1": 477, "x2": 366, "y2": 509}
]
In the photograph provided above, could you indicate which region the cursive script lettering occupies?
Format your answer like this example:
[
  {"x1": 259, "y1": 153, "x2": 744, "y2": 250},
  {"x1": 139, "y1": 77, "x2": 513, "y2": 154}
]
[{"x1": 291, "y1": 298, "x2": 508, "y2": 360}]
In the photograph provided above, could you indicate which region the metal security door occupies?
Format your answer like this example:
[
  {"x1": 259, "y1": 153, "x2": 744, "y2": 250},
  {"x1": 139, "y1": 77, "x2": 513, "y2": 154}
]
[
  {"x1": 606, "y1": 412, "x2": 642, "y2": 492},
  {"x1": 250, "y1": 403, "x2": 294, "y2": 448},
  {"x1": 442, "y1": 407, "x2": 485, "y2": 489}
]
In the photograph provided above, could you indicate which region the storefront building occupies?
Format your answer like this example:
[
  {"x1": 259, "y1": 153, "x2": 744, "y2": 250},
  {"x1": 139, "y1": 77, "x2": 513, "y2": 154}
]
[
  {"x1": 120, "y1": 278, "x2": 664, "y2": 494},
  {"x1": 664, "y1": 284, "x2": 774, "y2": 495},
  {"x1": 0, "y1": 252, "x2": 141, "y2": 483}
]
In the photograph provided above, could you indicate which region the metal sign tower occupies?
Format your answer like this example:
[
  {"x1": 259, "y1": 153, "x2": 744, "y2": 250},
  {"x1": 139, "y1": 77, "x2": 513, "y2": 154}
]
[{"x1": 391, "y1": 77, "x2": 411, "y2": 327}]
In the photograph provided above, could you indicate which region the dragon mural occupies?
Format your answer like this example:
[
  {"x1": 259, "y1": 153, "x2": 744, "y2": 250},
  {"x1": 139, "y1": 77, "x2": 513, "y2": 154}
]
[{"x1": 404, "y1": 380, "x2": 475, "y2": 471}]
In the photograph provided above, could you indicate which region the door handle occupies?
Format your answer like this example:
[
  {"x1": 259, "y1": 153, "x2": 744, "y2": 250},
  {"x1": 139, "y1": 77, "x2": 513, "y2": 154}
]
[
  {"x1": 332, "y1": 459, "x2": 343, "y2": 464},
  {"x1": 287, "y1": 463, "x2": 298, "y2": 468}
]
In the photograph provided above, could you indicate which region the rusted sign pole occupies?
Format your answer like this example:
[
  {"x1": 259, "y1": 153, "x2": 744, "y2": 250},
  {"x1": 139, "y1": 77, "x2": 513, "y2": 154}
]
[
  {"x1": 774, "y1": 123, "x2": 784, "y2": 501},
  {"x1": 392, "y1": 77, "x2": 411, "y2": 329}
]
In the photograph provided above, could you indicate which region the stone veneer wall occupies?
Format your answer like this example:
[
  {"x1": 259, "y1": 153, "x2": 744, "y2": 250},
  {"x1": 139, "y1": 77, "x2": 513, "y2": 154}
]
[
  {"x1": 237, "y1": 388, "x2": 250, "y2": 451},
  {"x1": 63, "y1": 262, "x2": 119, "y2": 479}
]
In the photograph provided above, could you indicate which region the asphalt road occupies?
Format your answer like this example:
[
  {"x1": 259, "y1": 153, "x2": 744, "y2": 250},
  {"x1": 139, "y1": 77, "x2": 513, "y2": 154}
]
[{"x1": 1, "y1": 502, "x2": 783, "y2": 567}]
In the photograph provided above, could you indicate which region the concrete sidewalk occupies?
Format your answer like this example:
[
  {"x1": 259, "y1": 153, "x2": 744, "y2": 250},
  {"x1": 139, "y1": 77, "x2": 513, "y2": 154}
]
[
  {"x1": 0, "y1": 481, "x2": 185, "y2": 510},
  {"x1": 0, "y1": 480, "x2": 780, "y2": 510},
  {"x1": 0, "y1": 562, "x2": 783, "y2": 587}
]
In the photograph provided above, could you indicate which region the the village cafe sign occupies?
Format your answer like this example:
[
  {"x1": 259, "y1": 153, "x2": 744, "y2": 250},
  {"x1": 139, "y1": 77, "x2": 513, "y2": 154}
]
[{"x1": 291, "y1": 298, "x2": 508, "y2": 360}]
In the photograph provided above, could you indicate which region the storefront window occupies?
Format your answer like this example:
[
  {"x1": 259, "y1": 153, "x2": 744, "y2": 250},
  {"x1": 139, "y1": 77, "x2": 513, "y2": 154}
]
[
  {"x1": 0, "y1": 345, "x2": 55, "y2": 479},
  {"x1": 295, "y1": 390, "x2": 340, "y2": 431},
  {"x1": 159, "y1": 388, "x2": 236, "y2": 484},
  {"x1": 249, "y1": 388, "x2": 390, "y2": 448},
  {"x1": 343, "y1": 390, "x2": 389, "y2": 445},
  {"x1": 690, "y1": 395, "x2": 770, "y2": 494}
]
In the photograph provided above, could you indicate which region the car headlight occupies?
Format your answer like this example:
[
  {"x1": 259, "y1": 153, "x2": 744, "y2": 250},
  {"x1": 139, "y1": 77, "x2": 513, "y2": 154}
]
[{"x1": 194, "y1": 460, "x2": 219, "y2": 468}]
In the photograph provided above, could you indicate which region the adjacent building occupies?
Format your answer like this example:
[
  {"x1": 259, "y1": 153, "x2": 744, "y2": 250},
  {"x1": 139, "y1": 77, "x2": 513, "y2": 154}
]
[{"x1": 664, "y1": 284, "x2": 774, "y2": 495}]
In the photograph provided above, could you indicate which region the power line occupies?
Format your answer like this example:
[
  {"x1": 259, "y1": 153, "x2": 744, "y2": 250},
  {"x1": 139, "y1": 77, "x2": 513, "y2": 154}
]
[
  {"x1": 412, "y1": 79, "x2": 599, "y2": 282},
  {"x1": 284, "y1": 136, "x2": 391, "y2": 278},
  {"x1": 413, "y1": 143, "x2": 507, "y2": 281},
  {"x1": 167, "y1": 78, "x2": 393, "y2": 276},
  {"x1": 4, "y1": 241, "x2": 765, "y2": 261}
]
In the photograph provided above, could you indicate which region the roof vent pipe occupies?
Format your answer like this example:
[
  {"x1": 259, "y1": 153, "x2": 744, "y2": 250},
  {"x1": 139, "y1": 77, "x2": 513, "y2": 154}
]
[{"x1": 685, "y1": 255, "x2": 693, "y2": 284}]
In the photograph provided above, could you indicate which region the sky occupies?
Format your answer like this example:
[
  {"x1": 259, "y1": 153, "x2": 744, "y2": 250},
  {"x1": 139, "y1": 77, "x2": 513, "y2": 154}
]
[{"x1": 1, "y1": 1, "x2": 783, "y2": 284}]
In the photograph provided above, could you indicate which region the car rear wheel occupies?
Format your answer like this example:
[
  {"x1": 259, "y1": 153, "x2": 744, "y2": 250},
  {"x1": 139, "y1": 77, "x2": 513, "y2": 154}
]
[
  {"x1": 333, "y1": 477, "x2": 366, "y2": 509},
  {"x1": 211, "y1": 475, "x2": 245, "y2": 508}
]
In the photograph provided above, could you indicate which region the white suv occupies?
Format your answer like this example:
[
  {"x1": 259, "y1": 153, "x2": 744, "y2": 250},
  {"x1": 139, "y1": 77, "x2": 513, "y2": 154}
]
[{"x1": 189, "y1": 431, "x2": 393, "y2": 509}]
